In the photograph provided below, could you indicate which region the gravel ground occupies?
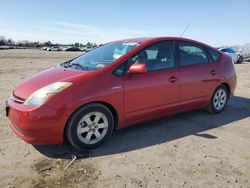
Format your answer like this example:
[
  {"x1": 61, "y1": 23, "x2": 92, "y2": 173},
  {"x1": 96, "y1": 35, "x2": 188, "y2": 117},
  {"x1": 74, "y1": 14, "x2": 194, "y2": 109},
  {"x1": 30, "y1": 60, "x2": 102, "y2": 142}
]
[{"x1": 0, "y1": 49, "x2": 250, "y2": 188}]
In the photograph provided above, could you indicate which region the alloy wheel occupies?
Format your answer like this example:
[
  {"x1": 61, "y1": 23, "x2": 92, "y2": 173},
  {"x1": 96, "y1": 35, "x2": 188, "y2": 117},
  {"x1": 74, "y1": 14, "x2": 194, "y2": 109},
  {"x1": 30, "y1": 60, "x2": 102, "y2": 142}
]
[
  {"x1": 76, "y1": 112, "x2": 109, "y2": 145},
  {"x1": 213, "y1": 89, "x2": 227, "y2": 110}
]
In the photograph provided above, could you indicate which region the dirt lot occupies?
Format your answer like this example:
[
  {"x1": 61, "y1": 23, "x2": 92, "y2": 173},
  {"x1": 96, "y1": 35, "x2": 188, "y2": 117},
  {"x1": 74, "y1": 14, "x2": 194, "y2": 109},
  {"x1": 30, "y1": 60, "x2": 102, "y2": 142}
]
[{"x1": 0, "y1": 49, "x2": 250, "y2": 188}]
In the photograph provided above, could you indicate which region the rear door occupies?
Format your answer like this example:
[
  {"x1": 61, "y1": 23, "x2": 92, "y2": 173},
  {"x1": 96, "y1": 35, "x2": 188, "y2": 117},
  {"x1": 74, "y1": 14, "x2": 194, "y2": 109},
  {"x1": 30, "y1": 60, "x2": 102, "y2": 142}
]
[
  {"x1": 123, "y1": 41, "x2": 180, "y2": 122},
  {"x1": 176, "y1": 41, "x2": 219, "y2": 108}
]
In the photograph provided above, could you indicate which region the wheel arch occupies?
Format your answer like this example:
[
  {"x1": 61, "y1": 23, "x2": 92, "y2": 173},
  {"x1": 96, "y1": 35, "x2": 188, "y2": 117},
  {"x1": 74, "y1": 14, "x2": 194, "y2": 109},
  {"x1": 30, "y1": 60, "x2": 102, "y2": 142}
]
[
  {"x1": 220, "y1": 82, "x2": 231, "y2": 95},
  {"x1": 208, "y1": 82, "x2": 231, "y2": 104},
  {"x1": 207, "y1": 83, "x2": 230, "y2": 114}
]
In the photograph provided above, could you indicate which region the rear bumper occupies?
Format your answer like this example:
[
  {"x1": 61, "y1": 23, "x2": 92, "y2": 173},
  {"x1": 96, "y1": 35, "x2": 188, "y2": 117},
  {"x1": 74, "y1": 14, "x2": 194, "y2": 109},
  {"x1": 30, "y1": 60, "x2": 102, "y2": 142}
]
[{"x1": 7, "y1": 98, "x2": 68, "y2": 144}]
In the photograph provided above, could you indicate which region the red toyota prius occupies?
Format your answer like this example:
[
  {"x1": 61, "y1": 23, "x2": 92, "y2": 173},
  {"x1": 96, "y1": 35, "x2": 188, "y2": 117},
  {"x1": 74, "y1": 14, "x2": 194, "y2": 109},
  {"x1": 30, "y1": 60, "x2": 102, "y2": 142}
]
[{"x1": 6, "y1": 37, "x2": 237, "y2": 150}]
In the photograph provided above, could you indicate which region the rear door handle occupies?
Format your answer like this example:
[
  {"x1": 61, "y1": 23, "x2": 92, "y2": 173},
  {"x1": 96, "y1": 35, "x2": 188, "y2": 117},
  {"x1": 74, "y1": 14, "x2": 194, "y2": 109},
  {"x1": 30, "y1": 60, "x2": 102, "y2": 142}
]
[
  {"x1": 168, "y1": 76, "x2": 178, "y2": 83},
  {"x1": 210, "y1": 70, "x2": 217, "y2": 75}
]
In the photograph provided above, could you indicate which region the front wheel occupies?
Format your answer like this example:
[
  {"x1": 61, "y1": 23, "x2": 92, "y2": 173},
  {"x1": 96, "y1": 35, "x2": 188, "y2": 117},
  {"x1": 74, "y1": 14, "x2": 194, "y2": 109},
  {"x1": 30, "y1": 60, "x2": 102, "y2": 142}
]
[
  {"x1": 207, "y1": 85, "x2": 229, "y2": 114},
  {"x1": 66, "y1": 103, "x2": 114, "y2": 150}
]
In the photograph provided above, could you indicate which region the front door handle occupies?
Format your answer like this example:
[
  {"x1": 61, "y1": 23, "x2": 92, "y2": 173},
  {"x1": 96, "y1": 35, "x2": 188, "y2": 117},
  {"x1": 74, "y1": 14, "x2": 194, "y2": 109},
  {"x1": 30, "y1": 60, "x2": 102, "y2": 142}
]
[
  {"x1": 168, "y1": 76, "x2": 178, "y2": 83},
  {"x1": 210, "y1": 70, "x2": 217, "y2": 75}
]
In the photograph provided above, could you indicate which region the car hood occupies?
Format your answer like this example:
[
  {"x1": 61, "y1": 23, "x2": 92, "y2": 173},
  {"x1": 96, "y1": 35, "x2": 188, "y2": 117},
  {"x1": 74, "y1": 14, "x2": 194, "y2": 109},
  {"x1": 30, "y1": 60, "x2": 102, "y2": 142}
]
[{"x1": 13, "y1": 65, "x2": 88, "y2": 99}]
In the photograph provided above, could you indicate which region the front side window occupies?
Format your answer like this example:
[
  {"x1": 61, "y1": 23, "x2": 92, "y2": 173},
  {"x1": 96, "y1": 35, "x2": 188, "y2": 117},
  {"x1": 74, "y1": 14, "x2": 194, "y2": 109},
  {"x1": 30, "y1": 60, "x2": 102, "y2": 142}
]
[
  {"x1": 178, "y1": 42, "x2": 208, "y2": 66},
  {"x1": 129, "y1": 41, "x2": 174, "y2": 71},
  {"x1": 64, "y1": 42, "x2": 140, "y2": 71}
]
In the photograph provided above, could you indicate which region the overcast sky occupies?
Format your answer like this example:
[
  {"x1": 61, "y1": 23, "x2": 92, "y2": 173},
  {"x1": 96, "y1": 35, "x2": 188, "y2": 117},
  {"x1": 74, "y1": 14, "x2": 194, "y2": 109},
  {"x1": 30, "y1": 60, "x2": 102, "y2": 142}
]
[{"x1": 0, "y1": 0, "x2": 249, "y2": 46}]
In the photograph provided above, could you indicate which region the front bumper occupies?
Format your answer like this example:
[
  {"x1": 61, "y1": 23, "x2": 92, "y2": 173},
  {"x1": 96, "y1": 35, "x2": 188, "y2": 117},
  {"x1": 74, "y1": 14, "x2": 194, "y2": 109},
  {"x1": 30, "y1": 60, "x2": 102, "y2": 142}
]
[{"x1": 6, "y1": 98, "x2": 68, "y2": 144}]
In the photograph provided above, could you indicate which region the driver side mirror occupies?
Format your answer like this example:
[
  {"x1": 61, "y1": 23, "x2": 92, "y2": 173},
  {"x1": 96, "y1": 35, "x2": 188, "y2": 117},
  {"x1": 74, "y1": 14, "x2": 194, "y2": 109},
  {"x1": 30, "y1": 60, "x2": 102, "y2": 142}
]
[{"x1": 128, "y1": 63, "x2": 147, "y2": 74}]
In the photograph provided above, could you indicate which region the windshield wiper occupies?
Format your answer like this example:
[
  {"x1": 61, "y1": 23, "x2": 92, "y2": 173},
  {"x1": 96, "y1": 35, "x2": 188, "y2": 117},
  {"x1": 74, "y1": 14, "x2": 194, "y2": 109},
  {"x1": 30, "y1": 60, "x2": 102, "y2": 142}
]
[
  {"x1": 60, "y1": 61, "x2": 70, "y2": 68},
  {"x1": 70, "y1": 63, "x2": 89, "y2": 70}
]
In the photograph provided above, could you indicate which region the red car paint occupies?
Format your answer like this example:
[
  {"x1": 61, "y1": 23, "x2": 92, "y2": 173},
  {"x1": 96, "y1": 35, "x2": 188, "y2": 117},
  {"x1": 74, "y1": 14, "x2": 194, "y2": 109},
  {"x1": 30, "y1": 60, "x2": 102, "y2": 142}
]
[{"x1": 7, "y1": 37, "x2": 237, "y2": 144}]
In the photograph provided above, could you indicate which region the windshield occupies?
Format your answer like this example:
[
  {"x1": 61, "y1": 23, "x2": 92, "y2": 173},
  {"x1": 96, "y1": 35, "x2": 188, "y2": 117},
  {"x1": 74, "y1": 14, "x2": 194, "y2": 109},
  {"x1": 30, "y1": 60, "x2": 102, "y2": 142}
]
[{"x1": 65, "y1": 42, "x2": 140, "y2": 71}]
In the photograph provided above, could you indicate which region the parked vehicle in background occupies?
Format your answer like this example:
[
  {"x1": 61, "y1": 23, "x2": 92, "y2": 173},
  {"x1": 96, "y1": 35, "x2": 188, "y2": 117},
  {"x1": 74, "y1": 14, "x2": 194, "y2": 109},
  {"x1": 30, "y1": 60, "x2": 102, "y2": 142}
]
[
  {"x1": 63, "y1": 47, "x2": 82, "y2": 51},
  {"x1": 82, "y1": 47, "x2": 93, "y2": 52},
  {"x1": 237, "y1": 53, "x2": 244, "y2": 63},
  {"x1": 0, "y1": 46, "x2": 16, "y2": 50},
  {"x1": 244, "y1": 56, "x2": 250, "y2": 62},
  {"x1": 46, "y1": 46, "x2": 61, "y2": 51},
  {"x1": 6, "y1": 37, "x2": 237, "y2": 150},
  {"x1": 41, "y1": 47, "x2": 48, "y2": 51},
  {"x1": 8, "y1": 46, "x2": 16, "y2": 49},
  {"x1": 62, "y1": 47, "x2": 69, "y2": 51},
  {"x1": 219, "y1": 47, "x2": 242, "y2": 63},
  {"x1": 0, "y1": 45, "x2": 10, "y2": 50}
]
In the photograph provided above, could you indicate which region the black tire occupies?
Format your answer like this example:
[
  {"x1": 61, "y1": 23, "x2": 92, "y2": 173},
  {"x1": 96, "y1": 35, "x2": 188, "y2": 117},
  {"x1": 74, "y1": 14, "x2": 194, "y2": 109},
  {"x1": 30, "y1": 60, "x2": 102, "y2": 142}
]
[
  {"x1": 66, "y1": 103, "x2": 114, "y2": 150},
  {"x1": 237, "y1": 55, "x2": 244, "y2": 64},
  {"x1": 207, "y1": 85, "x2": 229, "y2": 114}
]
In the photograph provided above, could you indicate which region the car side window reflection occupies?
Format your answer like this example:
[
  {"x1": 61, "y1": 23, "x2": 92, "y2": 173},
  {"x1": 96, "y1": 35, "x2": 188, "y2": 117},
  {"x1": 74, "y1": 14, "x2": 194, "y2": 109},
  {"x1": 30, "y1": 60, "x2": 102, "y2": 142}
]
[
  {"x1": 128, "y1": 41, "x2": 174, "y2": 72},
  {"x1": 178, "y1": 42, "x2": 209, "y2": 66}
]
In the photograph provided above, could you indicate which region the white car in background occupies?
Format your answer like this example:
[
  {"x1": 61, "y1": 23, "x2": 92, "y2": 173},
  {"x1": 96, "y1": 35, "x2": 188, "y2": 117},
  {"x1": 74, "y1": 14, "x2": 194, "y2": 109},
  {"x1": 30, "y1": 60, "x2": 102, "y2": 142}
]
[
  {"x1": 46, "y1": 46, "x2": 61, "y2": 51},
  {"x1": 41, "y1": 47, "x2": 48, "y2": 50},
  {"x1": 219, "y1": 47, "x2": 243, "y2": 63},
  {"x1": 0, "y1": 45, "x2": 10, "y2": 50},
  {"x1": 82, "y1": 47, "x2": 93, "y2": 52}
]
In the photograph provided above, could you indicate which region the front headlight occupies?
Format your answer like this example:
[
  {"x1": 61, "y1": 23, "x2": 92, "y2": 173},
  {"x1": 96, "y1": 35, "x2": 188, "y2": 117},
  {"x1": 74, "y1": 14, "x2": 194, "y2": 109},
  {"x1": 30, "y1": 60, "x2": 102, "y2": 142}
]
[{"x1": 24, "y1": 82, "x2": 72, "y2": 106}]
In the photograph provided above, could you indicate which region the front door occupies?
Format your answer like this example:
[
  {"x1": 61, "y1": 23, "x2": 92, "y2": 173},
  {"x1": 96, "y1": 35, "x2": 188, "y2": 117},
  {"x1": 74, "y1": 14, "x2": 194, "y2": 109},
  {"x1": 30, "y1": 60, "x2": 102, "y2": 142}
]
[{"x1": 124, "y1": 41, "x2": 180, "y2": 122}]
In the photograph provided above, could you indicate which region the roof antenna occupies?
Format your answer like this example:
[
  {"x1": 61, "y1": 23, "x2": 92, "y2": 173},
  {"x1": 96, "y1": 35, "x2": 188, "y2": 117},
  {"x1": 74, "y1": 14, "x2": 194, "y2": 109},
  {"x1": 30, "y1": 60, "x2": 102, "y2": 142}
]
[{"x1": 180, "y1": 24, "x2": 189, "y2": 37}]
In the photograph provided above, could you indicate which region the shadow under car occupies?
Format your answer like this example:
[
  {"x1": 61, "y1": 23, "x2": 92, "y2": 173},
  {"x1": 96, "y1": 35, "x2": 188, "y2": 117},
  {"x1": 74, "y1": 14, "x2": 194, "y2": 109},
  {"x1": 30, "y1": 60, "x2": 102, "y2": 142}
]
[{"x1": 34, "y1": 96, "x2": 250, "y2": 159}]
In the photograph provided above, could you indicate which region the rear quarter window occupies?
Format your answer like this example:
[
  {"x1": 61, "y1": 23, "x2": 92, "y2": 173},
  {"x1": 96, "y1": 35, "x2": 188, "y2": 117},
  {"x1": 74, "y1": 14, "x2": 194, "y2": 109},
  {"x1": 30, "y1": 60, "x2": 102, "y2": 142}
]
[{"x1": 208, "y1": 49, "x2": 221, "y2": 62}]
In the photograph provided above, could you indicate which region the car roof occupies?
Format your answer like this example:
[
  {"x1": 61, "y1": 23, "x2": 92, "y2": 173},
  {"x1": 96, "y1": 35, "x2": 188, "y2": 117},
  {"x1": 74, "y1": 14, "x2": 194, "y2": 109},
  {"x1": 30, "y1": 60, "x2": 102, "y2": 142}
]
[{"x1": 113, "y1": 37, "x2": 214, "y2": 49}]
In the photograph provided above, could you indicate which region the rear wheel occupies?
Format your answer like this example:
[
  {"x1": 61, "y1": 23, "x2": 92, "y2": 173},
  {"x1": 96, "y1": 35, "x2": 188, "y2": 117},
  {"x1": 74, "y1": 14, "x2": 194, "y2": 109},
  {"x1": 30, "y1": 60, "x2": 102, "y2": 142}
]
[
  {"x1": 207, "y1": 85, "x2": 229, "y2": 114},
  {"x1": 66, "y1": 103, "x2": 114, "y2": 150}
]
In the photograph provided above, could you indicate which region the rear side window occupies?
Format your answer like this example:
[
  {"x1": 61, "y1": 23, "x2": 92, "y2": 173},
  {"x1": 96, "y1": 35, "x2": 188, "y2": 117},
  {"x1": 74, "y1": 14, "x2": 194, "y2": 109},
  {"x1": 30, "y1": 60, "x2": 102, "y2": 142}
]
[
  {"x1": 177, "y1": 42, "x2": 209, "y2": 66},
  {"x1": 208, "y1": 49, "x2": 221, "y2": 61}
]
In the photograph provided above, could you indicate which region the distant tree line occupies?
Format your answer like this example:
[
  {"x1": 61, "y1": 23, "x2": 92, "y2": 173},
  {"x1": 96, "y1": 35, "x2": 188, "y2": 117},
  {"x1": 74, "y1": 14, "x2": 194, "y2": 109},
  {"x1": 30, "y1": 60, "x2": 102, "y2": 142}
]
[{"x1": 0, "y1": 36, "x2": 100, "y2": 48}]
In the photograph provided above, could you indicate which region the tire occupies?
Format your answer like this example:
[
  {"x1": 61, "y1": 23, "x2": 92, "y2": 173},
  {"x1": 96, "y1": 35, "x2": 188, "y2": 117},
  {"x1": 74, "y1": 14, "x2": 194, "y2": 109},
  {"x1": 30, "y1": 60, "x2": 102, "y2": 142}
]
[
  {"x1": 66, "y1": 103, "x2": 114, "y2": 150},
  {"x1": 237, "y1": 55, "x2": 244, "y2": 64},
  {"x1": 207, "y1": 85, "x2": 229, "y2": 114}
]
